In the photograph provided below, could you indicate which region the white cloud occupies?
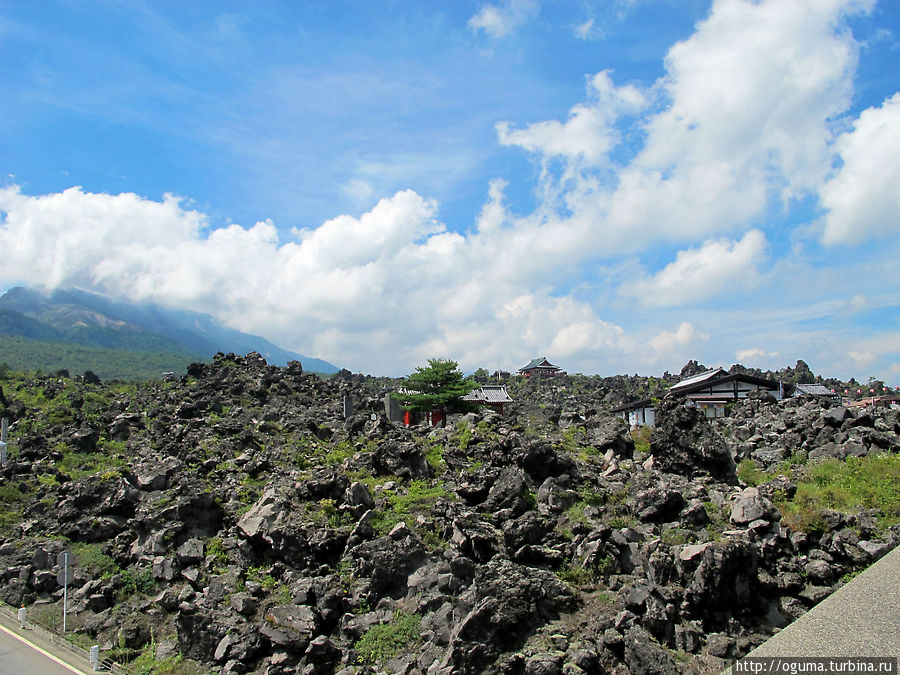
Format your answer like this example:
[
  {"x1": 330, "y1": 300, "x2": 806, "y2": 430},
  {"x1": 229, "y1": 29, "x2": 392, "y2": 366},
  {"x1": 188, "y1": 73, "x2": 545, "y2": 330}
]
[
  {"x1": 0, "y1": 185, "x2": 645, "y2": 375},
  {"x1": 497, "y1": 0, "x2": 872, "y2": 256},
  {"x1": 735, "y1": 347, "x2": 778, "y2": 362},
  {"x1": 847, "y1": 294, "x2": 869, "y2": 312},
  {"x1": 649, "y1": 322, "x2": 709, "y2": 357},
  {"x1": 638, "y1": 0, "x2": 865, "y2": 197},
  {"x1": 468, "y1": 0, "x2": 539, "y2": 38},
  {"x1": 574, "y1": 18, "x2": 597, "y2": 41},
  {"x1": 498, "y1": 70, "x2": 646, "y2": 167},
  {"x1": 848, "y1": 350, "x2": 877, "y2": 369},
  {"x1": 820, "y1": 93, "x2": 900, "y2": 246},
  {"x1": 621, "y1": 230, "x2": 768, "y2": 308}
]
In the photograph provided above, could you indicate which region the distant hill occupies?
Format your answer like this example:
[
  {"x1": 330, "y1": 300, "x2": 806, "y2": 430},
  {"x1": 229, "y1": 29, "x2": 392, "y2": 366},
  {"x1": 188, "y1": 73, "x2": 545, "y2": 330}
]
[
  {"x1": 0, "y1": 286, "x2": 339, "y2": 376},
  {"x1": 0, "y1": 334, "x2": 199, "y2": 381}
]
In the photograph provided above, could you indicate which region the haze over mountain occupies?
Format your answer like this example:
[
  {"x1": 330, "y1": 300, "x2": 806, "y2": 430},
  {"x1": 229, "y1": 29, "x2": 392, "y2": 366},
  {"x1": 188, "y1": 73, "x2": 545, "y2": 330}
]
[{"x1": 0, "y1": 286, "x2": 339, "y2": 375}]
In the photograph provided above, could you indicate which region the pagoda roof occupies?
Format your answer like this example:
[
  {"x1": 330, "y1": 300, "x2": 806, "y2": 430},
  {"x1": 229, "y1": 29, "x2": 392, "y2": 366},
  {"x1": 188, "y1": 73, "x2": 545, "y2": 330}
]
[{"x1": 519, "y1": 357, "x2": 559, "y2": 371}]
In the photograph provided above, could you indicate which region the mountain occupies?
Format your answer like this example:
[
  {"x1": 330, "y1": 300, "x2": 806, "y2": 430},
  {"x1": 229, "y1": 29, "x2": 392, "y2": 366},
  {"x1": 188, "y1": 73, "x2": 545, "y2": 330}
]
[{"x1": 0, "y1": 286, "x2": 339, "y2": 374}]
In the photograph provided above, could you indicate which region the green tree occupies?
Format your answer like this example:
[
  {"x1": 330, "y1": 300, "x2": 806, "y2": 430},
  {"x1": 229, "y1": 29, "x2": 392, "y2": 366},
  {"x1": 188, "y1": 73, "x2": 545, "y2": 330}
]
[{"x1": 393, "y1": 359, "x2": 478, "y2": 424}]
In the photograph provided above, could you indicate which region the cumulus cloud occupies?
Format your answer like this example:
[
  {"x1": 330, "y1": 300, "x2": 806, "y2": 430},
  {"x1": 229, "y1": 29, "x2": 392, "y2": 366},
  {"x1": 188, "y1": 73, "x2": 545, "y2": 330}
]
[
  {"x1": 0, "y1": 185, "x2": 643, "y2": 375},
  {"x1": 468, "y1": 0, "x2": 539, "y2": 38},
  {"x1": 735, "y1": 348, "x2": 779, "y2": 362},
  {"x1": 497, "y1": 71, "x2": 646, "y2": 167},
  {"x1": 497, "y1": 0, "x2": 871, "y2": 254},
  {"x1": 621, "y1": 230, "x2": 768, "y2": 308},
  {"x1": 820, "y1": 93, "x2": 900, "y2": 246},
  {"x1": 649, "y1": 322, "x2": 709, "y2": 357}
]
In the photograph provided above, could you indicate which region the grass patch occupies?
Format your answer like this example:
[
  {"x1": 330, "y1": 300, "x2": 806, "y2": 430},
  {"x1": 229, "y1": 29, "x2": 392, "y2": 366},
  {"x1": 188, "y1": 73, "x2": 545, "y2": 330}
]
[
  {"x1": 559, "y1": 501, "x2": 591, "y2": 539},
  {"x1": 206, "y1": 536, "x2": 228, "y2": 573},
  {"x1": 324, "y1": 441, "x2": 356, "y2": 467},
  {"x1": 305, "y1": 498, "x2": 354, "y2": 529},
  {"x1": 130, "y1": 642, "x2": 206, "y2": 675},
  {"x1": 355, "y1": 611, "x2": 421, "y2": 665},
  {"x1": 72, "y1": 542, "x2": 121, "y2": 578},
  {"x1": 556, "y1": 425, "x2": 587, "y2": 455},
  {"x1": 371, "y1": 479, "x2": 453, "y2": 536},
  {"x1": 424, "y1": 441, "x2": 445, "y2": 472},
  {"x1": 606, "y1": 515, "x2": 640, "y2": 529},
  {"x1": 737, "y1": 458, "x2": 767, "y2": 487},
  {"x1": 58, "y1": 450, "x2": 127, "y2": 480},
  {"x1": 777, "y1": 454, "x2": 900, "y2": 535},
  {"x1": 454, "y1": 422, "x2": 474, "y2": 451},
  {"x1": 631, "y1": 425, "x2": 652, "y2": 455},
  {"x1": 556, "y1": 554, "x2": 616, "y2": 587}
]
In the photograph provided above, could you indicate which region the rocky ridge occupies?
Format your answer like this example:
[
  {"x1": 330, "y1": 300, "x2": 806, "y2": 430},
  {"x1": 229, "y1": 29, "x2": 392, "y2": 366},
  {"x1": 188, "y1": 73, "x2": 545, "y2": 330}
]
[{"x1": 0, "y1": 353, "x2": 897, "y2": 674}]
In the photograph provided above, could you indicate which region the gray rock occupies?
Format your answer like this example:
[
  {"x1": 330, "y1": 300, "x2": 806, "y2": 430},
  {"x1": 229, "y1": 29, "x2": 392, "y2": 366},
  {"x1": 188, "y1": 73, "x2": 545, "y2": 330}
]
[
  {"x1": 679, "y1": 542, "x2": 714, "y2": 563},
  {"x1": 706, "y1": 632, "x2": 734, "y2": 658},
  {"x1": 650, "y1": 400, "x2": 735, "y2": 481},
  {"x1": 176, "y1": 538, "x2": 205, "y2": 565},
  {"x1": 345, "y1": 481, "x2": 374, "y2": 512},
  {"x1": 237, "y1": 488, "x2": 280, "y2": 539},
  {"x1": 633, "y1": 487, "x2": 685, "y2": 523},
  {"x1": 730, "y1": 487, "x2": 772, "y2": 526},
  {"x1": 858, "y1": 539, "x2": 893, "y2": 560},
  {"x1": 230, "y1": 592, "x2": 258, "y2": 615},
  {"x1": 803, "y1": 559, "x2": 833, "y2": 583},
  {"x1": 623, "y1": 626, "x2": 679, "y2": 674},
  {"x1": 524, "y1": 651, "x2": 565, "y2": 675},
  {"x1": 823, "y1": 406, "x2": 851, "y2": 427}
]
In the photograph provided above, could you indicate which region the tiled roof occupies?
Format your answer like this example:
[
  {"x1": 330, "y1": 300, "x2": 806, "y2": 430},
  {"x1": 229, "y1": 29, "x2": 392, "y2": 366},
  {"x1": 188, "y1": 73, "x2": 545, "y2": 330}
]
[
  {"x1": 463, "y1": 385, "x2": 513, "y2": 404},
  {"x1": 793, "y1": 383, "x2": 834, "y2": 396},
  {"x1": 519, "y1": 357, "x2": 558, "y2": 371}
]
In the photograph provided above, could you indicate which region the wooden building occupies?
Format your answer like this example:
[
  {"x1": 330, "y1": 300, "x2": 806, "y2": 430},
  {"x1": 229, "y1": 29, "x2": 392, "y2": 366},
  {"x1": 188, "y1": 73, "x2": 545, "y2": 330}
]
[
  {"x1": 462, "y1": 385, "x2": 513, "y2": 415},
  {"x1": 613, "y1": 367, "x2": 782, "y2": 427},
  {"x1": 517, "y1": 357, "x2": 563, "y2": 377}
]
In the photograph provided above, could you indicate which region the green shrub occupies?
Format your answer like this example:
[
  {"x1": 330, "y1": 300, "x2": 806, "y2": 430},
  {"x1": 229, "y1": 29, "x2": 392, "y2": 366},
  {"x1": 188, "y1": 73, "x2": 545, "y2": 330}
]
[
  {"x1": 72, "y1": 542, "x2": 120, "y2": 578},
  {"x1": 355, "y1": 611, "x2": 421, "y2": 664},
  {"x1": 424, "y1": 441, "x2": 445, "y2": 472},
  {"x1": 120, "y1": 568, "x2": 156, "y2": 597},
  {"x1": 555, "y1": 563, "x2": 593, "y2": 586}
]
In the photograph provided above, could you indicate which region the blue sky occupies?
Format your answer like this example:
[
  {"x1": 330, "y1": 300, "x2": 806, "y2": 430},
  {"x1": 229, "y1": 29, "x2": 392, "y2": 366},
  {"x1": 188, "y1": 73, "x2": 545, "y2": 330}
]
[{"x1": 1, "y1": 0, "x2": 899, "y2": 380}]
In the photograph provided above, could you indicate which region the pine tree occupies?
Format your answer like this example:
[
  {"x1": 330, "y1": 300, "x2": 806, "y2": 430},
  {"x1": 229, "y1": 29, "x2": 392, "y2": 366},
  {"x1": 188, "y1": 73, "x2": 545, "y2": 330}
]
[{"x1": 392, "y1": 359, "x2": 478, "y2": 420}]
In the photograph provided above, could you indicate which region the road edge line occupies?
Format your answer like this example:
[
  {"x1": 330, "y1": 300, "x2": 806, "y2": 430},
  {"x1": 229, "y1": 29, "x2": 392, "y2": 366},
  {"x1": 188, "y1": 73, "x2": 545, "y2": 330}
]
[{"x1": 0, "y1": 621, "x2": 90, "y2": 675}]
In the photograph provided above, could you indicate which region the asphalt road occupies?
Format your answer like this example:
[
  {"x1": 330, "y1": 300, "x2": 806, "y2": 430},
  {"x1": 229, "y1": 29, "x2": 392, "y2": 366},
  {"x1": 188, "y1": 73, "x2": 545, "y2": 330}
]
[{"x1": 0, "y1": 620, "x2": 88, "y2": 675}]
